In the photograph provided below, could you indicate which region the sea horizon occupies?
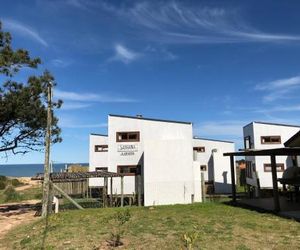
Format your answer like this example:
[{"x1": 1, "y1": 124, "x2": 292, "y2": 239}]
[{"x1": 0, "y1": 163, "x2": 89, "y2": 177}]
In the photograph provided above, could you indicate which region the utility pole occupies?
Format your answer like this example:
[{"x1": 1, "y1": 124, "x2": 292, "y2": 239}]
[{"x1": 42, "y1": 81, "x2": 52, "y2": 217}]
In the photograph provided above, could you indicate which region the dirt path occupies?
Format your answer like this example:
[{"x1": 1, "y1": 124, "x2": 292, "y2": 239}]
[{"x1": 0, "y1": 200, "x2": 40, "y2": 242}]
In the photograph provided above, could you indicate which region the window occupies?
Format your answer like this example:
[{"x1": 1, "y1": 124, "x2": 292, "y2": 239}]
[
  {"x1": 117, "y1": 165, "x2": 141, "y2": 176},
  {"x1": 263, "y1": 163, "x2": 284, "y2": 172},
  {"x1": 200, "y1": 165, "x2": 207, "y2": 171},
  {"x1": 261, "y1": 136, "x2": 281, "y2": 144},
  {"x1": 116, "y1": 132, "x2": 140, "y2": 142},
  {"x1": 246, "y1": 161, "x2": 254, "y2": 178},
  {"x1": 95, "y1": 167, "x2": 108, "y2": 172},
  {"x1": 193, "y1": 147, "x2": 205, "y2": 153},
  {"x1": 95, "y1": 145, "x2": 108, "y2": 152},
  {"x1": 244, "y1": 136, "x2": 252, "y2": 149}
]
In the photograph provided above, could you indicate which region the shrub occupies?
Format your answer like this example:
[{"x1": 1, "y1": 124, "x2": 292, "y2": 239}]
[
  {"x1": 4, "y1": 186, "x2": 22, "y2": 202},
  {"x1": 11, "y1": 178, "x2": 23, "y2": 187},
  {"x1": 0, "y1": 180, "x2": 6, "y2": 190},
  {"x1": 0, "y1": 175, "x2": 7, "y2": 182},
  {"x1": 107, "y1": 209, "x2": 131, "y2": 247}
]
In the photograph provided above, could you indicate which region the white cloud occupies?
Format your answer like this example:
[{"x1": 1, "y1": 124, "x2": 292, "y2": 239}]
[
  {"x1": 55, "y1": 89, "x2": 137, "y2": 103},
  {"x1": 60, "y1": 102, "x2": 91, "y2": 110},
  {"x1": 255, "y1": 75, "x2": 300, "y2": 102},
  {"x1": 99, "y1": 2, "x2": 300, "y2": 44},
  {"x1": 109, "y1": 44, "x2": 141, "y2": 64},
  {"x1": 59, "y1": 115, "x2": 107, "y2": 128},
  {"x1": 2, "y1": 18, "x2": 48, "y2": 47},
  {"x1": 51, "y1": 59, "x2": 72, "y2": 68}
]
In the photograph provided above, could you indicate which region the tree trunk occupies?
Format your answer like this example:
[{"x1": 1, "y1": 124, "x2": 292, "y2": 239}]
[{"x1": 42, "y1": 83, "x2": 52, "y2": 217}]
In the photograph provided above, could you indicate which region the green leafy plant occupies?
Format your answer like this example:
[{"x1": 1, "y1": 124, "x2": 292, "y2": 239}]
[
  {"x1": 107, "y1": 209, "x2": 131, "y2": 247},
  {"x1": 181, "y1": 226, "x2": 200, "y2": 250},
  {"x1": 4, "y1": 186, "x2": 22, "y2": 202},
  {"x1": 11, "y1": 178, "x2": 22, "y2": 187}
]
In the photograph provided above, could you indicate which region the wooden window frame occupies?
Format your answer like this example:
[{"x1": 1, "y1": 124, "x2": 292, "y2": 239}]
[
  {"x1": 263, "y1": 163, "x2": 284, "y2": 172},
  {"x1": 260, "y1": 136, "x2": 281, "y2": 144},
  {"x1": 94, "y1": 145, "x2": 108, "y2": 152},
  {"x1": 193, "y1": 147, "x2": 205, "y2": 153},
  {"x1": 117, "y1": 165, "x2": 141, "y2": 176},
  {"x1": 116, "y1": 131, "x2": 140, "y2": 142},
  {"x1": 200, "y1": 165, "x2": 207, "y2": 171},
  {"x1": 95, "y1": 167, "x2": 108, "y2": 172},
  {"x1": 244, "y1": 136, "x2": 251, "y2": 149}
]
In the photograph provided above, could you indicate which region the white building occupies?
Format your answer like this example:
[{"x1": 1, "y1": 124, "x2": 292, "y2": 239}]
[
  {"x1": 193, "y1": 138, "x2": 235, "y2": 193},
  {"x1": 243, "y1": 121, "x2": 300, "y2": 189},
  {"x1": 89, "y1": 114, "x2": 235, "y2": 206}
]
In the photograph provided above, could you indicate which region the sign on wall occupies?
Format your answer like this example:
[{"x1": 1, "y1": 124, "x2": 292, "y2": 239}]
[{"x1": 118, "y1": 144, "x2": 138, "y2": 156}]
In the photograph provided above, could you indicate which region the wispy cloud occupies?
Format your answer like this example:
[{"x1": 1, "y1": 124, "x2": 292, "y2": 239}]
[
  {"x1": 255, "y1": 75, "x2": 300, "y2": 102},
  {"x1": 50, "y1": 59, "x2": 73, "y2": 68},
  {"x1": 98, "y1": 2, "x2": 300, "y2": 44},
  {"x1": 55, "y1": 89, "x2": 137, "y2": 103},
  {"x1": 60, "y1": 102, "x2": 92, "y2": 110},
  {"x1": 109, "y1": 44, "x2": 141, "y2": 64},
  {"x1": 2, "y1": 18, "x2": 48, "y2": 47},
  {"x1": 59, "y1": 114, "x2": 107, "y2": 128}
]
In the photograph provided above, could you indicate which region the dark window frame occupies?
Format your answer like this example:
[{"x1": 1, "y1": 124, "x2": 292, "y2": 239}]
[
  {"x1": 244, "y1": 136, "x2": 252, "y2": 149},
  {"x1": 117, "y1": 165, "x2": 141, "y2": 176},
  {"x1": 200, "y1": 165, "x2": 207, "y2": 171},
  {"x1": 263, "y1": 163, "x2": 284, "y2": 172},
  {"x1": 261, "y1": 136, "x2": 281, "y2": 144},
  {"x1": 116, "y1": 131, "x2": 140, "y2": 142},
  {"x1": 193, "y1": 147, "x2": 205, "y2": 153},
  {"x1": 95, "y1": 145, "x2": 108, "y2": 152},
  {"x1": 95, "y1": 167, "x2": 108, "y2": 172}
]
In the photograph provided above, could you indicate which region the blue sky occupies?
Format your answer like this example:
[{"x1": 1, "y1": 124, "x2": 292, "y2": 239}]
[{"x1": 1, "y1": 0, "x2": 300, "y2": 164}]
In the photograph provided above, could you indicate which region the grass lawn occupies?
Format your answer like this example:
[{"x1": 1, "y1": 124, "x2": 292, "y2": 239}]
[{"x1": 2, "y1": 202, "x2": 300, "y2": 249}]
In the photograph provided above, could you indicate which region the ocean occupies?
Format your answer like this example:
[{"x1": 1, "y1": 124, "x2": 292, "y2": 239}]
[{"x1": 0, "y1": 163, "x2": 88, "y2": 177}]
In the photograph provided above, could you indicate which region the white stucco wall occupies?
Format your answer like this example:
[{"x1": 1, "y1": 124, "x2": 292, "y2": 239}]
[
  {"x1": 143, "y1": 139, "x2": 200, "y2": 206},
  {"x1": 107, "y1": 115, "x2": 193, "y2": 197},
  {"x1": 89, "y1": 134, "x2": 108, "y2": 187},
  {"x1": 243, "y1": 122, "x2": 300, "y2": 188},
  {"x1": 193, "y1": 138, "x2": 235, "y2": 193}
]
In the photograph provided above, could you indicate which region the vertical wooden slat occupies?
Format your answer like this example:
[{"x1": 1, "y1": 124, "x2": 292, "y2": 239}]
[
  {"x1": 271, "y1": 155, "x2": 280, "y2": 212},
  {"x1": 137, "y1": 175, "x2": 142, "y2": 206},
  {"x1": 121, "y1": 176, "x2": 124, "y2": 207},
  {"x1": 230, "y1": 155, "x2": 236, "y2": 203},
  {"x1": 110, "y1": 177, "x2": 113, "y2": 207}
]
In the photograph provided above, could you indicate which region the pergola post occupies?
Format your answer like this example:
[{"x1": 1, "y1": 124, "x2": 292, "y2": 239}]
[
  {"x1": 270, "y1": 155, "x2": 280, "y2": 212},
  {"x1": 230, "y1": 155, "x2": 236, "y2": 203},
  {"x1": 121, "y1": 176, "x2": 124, "y2": 207},
  {"x1": 110, "y1": 177, "x2": 113, "y2": 207},
  {"x1": 137, "y1": 175, "x2": 142, "y2": 206}
]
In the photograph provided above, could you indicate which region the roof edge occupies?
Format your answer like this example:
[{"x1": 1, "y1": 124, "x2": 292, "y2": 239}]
[
  {"x1": 244, "y1": 121, "x2": 300, "y2": 129},
  {"x1": 109, "y1": 114, "x2": 193, "y2": 125},
  {"x1": 193, "y1": 137, "x2": 234, "y2": 144},
  {"x1": 90, "y1": 133, "x2": 108, "y2": 137}
]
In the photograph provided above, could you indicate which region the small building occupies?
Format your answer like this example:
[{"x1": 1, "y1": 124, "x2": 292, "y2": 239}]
[
  {"x1": 243, "y1": 121, "x2": 300, "y2": 189},
  {"x1": 193, "y1": 137, "x2": 235, "y2": 193},
  {"x1": 89, "y1": 114, "x2": 235, "y2": 206}
]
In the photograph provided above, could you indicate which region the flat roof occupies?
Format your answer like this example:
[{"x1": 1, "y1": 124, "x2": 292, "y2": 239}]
[
  {"x1": 193, "y1": 137, "x2": 234, "y2": 144},
  {"x1": 243, "y1": 121, "x2": 300, "y2": 129},
  {"x1": 90, "y1": 133, "x2": 108, "y2": 137},
  {"x1": 109, "y1": 114, "x2": 192, "y2": 125},
  {"x1": 224, "y1": 147, "x2": 300, "y2": 156}
]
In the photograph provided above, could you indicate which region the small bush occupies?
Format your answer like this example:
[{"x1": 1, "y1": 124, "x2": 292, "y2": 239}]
[
  {"x1": 11, "y1": 178, "x2": 23, "y2": 187},
  {"x1": 0, "y1": 175, "x2": 7, "y2": 182},
  {"x1": 0, "y1": 180, "x2": 6, "y2": 190},
  {"x1": 107, "y1": 209, "x2": 131, "y2": 247},
  {"x1": 4, "y1": 186, "x2": 22, "y2": 202}
]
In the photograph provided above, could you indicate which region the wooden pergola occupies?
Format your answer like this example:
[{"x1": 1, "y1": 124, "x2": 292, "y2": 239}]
[
  {"x1": 32, "y1": 171, "x2": 126, "y2": 208},
  {"x1": 223, "y1": 147, "x2": 300, "y2": 212}
]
